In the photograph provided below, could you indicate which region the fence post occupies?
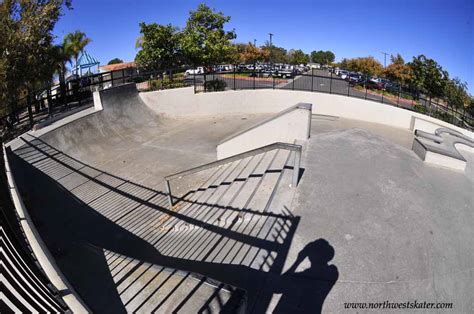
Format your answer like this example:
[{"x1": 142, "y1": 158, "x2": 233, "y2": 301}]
[
  {"x1": 347, "y1": 80, "x2": 350, "y2": 96},
  {"x1": 27, "y1": 92, "x2": 34, "y2": 129},
  {"x1": 253, "y1": 70, "x2": 256, "y2": 89},
  {"x1": 397, "y1": 85, "x2": 401, "y2": 107},
  {"x1": 193, "y1": 71, "x2": 196, "y2": 93},
  {"x1": 273, "y1": 75, "x2": 275, "y2": 89},
  {"x1": 292, "y1": 73, "x2": 295, "y2": 90},
  {"x1": 311, "y1": 69, "x2": 314, "y2": 92},
  {"x1": 381, "y1": 87, "x2": 384, "y2": 103},
  {"x1": 122, "y1": 69, "x2": 125, "y2": 84},
  {"x1": 233, "y1": 66, "x2": 236, "y2": 90},
  {"x1": 329, "y1": 71, "x2": 333, "y2": 94},
  {"x1": 47, "y1": 88, "x2": 53, "y2": 116}
]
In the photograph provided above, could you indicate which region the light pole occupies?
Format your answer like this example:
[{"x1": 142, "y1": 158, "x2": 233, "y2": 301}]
[
  {"x1": 381, "y1": 52, "x2": 389, "y2": 68},
  {"x1": 269, "y1": 33, "x2": 273, "y2": 64}
]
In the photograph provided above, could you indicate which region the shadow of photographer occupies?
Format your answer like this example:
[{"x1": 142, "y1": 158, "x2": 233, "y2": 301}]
[{"x1": 272, "y1": 239, "x2": 339, "y2": 313}]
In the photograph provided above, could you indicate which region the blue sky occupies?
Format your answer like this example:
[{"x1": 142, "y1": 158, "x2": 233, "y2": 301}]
[{"x1": 53, "y1": 0, "x2": 473, "y2": 92}]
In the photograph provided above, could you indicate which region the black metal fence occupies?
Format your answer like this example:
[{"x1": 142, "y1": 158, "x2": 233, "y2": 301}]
[
  {"x1": 0, "y1": 149, "x2": 70, "y2": 312},
  {"x1": 1, "y1": 66, "x2": 472, "y2": 142},
  {"x1": 197, "y1": 69, "x2": 473, "y2": 131},
  {"x1": 0, "y1": 67, "x2": 193, "y2": 142}
]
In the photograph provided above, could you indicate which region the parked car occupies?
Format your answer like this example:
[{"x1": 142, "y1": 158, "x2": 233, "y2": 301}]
[
  {"x1": 347, "y1": 73, "x2": 363, "y2": 83},
  {"x1": 185, "y1": 67, "x2": 205, "y2": 76},
  {"x1": 364, "y1": 79, "x2": 384, "y2": 90},
  {"x1": 338, "y1": 70, "x2": 349, "y2": 79}
]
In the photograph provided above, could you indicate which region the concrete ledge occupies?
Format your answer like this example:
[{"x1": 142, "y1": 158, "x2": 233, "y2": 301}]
[
  {"x1": 216, "y1": 103, "x2": 311, "y2": 159},
  {"x1": 413, "y1": 138, "x2": 467, "y2": 171},
  {"x1": 2, "y1": 145, "x2": 90, "y2": 313},
  {"x1": 412, "y1": 128, "x2": 474, "y2": 171}
]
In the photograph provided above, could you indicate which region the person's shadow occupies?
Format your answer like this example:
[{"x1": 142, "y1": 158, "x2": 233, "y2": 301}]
[{"x1": 273, "y1": 239, "x2": 338, "y2": 313}]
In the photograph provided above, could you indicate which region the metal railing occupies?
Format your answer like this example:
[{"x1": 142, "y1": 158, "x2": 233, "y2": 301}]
[
  {"x1": 164, "y1": 142, "x2": 302, "y2": 209},
  {"x1": 195, "y1": 68, "x2": 473, "y2": 131},
  {"x1": 0, "y1": 67, "x2": 192, "y2": 143}
]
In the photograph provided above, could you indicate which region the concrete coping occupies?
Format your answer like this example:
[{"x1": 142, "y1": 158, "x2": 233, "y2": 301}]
[
  {"x1": 217, "y1": 102, "x2": 312, "y2": 145},
  {"x1": 2, "y1": 145, "x2": 90, "y2": 313}
]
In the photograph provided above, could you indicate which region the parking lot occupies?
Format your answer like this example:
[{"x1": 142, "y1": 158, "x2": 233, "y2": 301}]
[{"x1": 199, "y1": 69, "x2": 414, "y2": 109}]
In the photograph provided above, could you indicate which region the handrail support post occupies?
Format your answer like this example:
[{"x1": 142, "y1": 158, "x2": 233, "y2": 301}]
[
  {"x1": 292, "y1": 150, "x2": 301, "y2": 187},
  {"x1": 165, "y1": 180, "x2": 173, "y2": 209}
]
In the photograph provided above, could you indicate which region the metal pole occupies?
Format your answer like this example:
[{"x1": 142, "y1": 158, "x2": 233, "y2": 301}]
[
  {"x1": 329, "y1": 71, "x2": 333, "y2": 94},
  {"x1": 27, "y1": 92, "x2": 34, "y2": 129},
  {"x1": 292, "y1": 150, "x2": 301, "y2": 187},
  {"x1": 311, "y1": 69, "x2": 314, "y2": 92},
  {"x1": 273, "y1": 75, "x2": 275, "y2": 89},
  {"x1": 233, "y1": 65, "x2": 236, "y2": 90},
  {"x1": 47, "y1": 88, "x2": 52, "y2": 116},
  {"x1": 292, "y1": 73, "x2": 295, "y2": 90},
  {"x1": 165, "y1": 180, "x2": 173, "y2": 209},
  {"x1": 193, "y1": 71, "x2": 196, "y2": 93},
  {"x1": 253, "y1": 69, "x2": 256, "y2": 89},
  {"x1": 397, "y1": 85, "x2": 401, "y2": 107}
]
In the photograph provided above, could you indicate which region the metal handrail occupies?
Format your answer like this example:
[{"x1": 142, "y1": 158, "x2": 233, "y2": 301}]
[{"x1": 164, "y1": 142, "x2": 302, "y2": 209}]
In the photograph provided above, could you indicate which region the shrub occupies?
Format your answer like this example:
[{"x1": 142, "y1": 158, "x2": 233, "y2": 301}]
[
  {"x1": 413, "y1": 104, "x2": 427, "y2": 114},
  {"x1": 204, "y1": 79, "x2": 227, "y2": 92}
]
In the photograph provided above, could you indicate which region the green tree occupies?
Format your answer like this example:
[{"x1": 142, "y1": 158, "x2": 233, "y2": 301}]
[
  {"x1": 409, "y1": 55, "x2": 448, "y2": 99},
  {"x1": 466, "y1": 98, "x2": 474, "y2": 117},
  {"x1": 0, "y1": 0, "x2": 71, "y2": 116},
  {"x1": 180, "y1": 4, "x2": 236, "y2": 66},
  {"x1": 444, "y1": 78, "x2": 469, "y2": 110},
  {"x1": 135, "y1": 23, "x2": 182, "y2": 71},
  {"x1": 310, "y1": 50, "x2": 335, "y2": 66},
  {"x1": 408, "y1": 55, "x2": 449, "y2": 113},
  {"x1": 63, "y1": 30, "x2": 91, "y2": 75},
  {"x1": 288, "y1": 49, "x2": 310, "y2": 65},
  {"x1": 108, "y1": 58, "x2": 123, "y2": 65}
]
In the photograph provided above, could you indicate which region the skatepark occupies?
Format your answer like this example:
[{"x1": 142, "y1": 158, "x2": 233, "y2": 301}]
[{"x1": 3, "y1": 83, "x2": 473, "y2": 313}]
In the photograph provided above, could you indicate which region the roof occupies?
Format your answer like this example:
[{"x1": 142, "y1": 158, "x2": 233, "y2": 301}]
[{"x1": 100, "y1": 61, "x2": 136, "y2": 72}]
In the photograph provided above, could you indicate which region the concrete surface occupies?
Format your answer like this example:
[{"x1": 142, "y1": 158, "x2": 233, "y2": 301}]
[
  {"x1": 7, "y1": 86, "x2": 474, "y2": 313},
  {"x1": 217, "y1": 103, "x2": 311, "y2": 159},
  {"x1": 284, "y1": 121, "x2": 473, "y2": 313}
]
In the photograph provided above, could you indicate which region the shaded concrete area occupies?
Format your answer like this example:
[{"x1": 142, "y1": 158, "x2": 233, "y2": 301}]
[
  {"x1": 7, "y1": 85, "x2": 473, "y2": 313},
  {"x1": 9, "y1": 135, "x2": 307, "y2": 313}
]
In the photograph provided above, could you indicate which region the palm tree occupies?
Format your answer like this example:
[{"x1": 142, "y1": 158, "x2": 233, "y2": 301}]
[{"x1": 63, "y1": 30, "x2": 91, "y2": 75}]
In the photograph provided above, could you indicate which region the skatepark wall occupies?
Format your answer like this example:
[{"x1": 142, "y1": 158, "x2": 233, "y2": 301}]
[
  {"x1": 140, "y1": 87, "x2": 474, "y2": 139},
  {"x1": 217, "y1": 103, "x2": 312, "y2": 159}
]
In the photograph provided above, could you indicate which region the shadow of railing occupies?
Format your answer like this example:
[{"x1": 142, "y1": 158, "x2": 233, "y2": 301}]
[{"x1": 9, "y1": 135, "x2": 301, "y2": 313}]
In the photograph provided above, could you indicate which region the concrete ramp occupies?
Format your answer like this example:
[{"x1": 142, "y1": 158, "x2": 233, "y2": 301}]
[{"x1": 99, "y1": 83, "x2": 160, "y2": 127}]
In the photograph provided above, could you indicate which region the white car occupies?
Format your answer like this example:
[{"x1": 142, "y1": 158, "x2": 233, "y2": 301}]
[{"x1": 185, "y1": 67, "x2": 205, "y2": 76}]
